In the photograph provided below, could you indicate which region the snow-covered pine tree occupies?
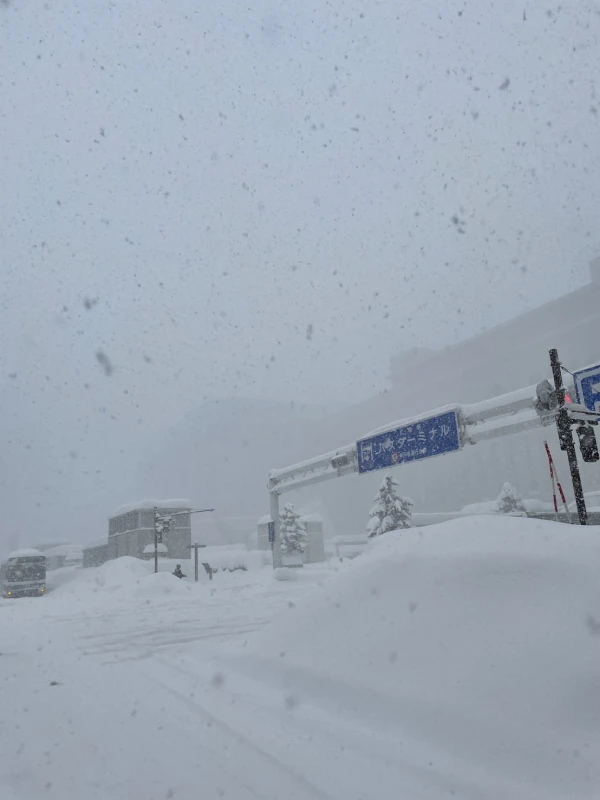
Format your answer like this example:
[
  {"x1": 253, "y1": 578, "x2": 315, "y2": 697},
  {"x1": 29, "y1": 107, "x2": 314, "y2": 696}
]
[
  {"x1": 496, "y1": 482, "x2": 527, "y2": 515},
  {"x1": 367, "y1": 473, "x2": 413, "y2": 538},
  {"x1": 280, "y1": 503, "x2": 307, "y2": 555}
]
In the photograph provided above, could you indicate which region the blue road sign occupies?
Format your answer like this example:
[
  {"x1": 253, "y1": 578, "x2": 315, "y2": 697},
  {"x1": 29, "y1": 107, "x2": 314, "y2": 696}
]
[
  {"x1": 574, "y1": 363, "x2": 600, "y2": 412},
  {"x1": 357, "y1": 410, "x2": 461, "y2": 474},
  {"x1": 268, "y1": 521, "x2": 275, "y2": 544}
]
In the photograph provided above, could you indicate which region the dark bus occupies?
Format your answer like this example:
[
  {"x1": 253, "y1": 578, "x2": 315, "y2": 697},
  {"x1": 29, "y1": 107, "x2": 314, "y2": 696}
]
[{"x1": 0, "y1": 551, "x2": 46, "y2": 598}]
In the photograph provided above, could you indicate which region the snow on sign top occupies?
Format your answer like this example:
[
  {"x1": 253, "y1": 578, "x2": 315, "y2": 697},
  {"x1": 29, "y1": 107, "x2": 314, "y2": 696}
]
[{"x1": 112, "y1": 499, "x2": 192, "y2": 516}]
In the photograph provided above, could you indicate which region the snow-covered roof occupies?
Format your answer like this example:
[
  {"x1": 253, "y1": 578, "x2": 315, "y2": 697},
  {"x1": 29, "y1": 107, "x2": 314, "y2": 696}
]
[
  {"x1": 112, "y1": 498, "x2": 192, "y2": 516},
  {"x1": 33, "y1": 541, "x2": 71, "y2": 552},
  {"x1": 143, "y1": 543, "x2": 168, "y2": 554},
  {"x1": 82, "y1": 538, "x2": 109, "y2": 551},
  {"x1": 7, "y1": 548, "x2": 44, "y2": 559},
  {"x1": 44, "y1": 544, "x2": 84, "y2": 557},
  {"x1": 257, "y1": 515, "x2": 272, "y2": 525},
  {"x1": 299, "y1": 514, "x2": 323, "y2": 523}
]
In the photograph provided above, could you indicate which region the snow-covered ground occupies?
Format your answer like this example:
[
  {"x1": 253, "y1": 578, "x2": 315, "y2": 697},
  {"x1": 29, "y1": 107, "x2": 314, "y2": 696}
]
[{"x1": 1, "y1": 517, "x2": 599, "y2": 799}]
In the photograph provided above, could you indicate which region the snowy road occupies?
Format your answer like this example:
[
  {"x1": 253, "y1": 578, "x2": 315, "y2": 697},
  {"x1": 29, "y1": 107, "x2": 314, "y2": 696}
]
[
  {"x1": 0, "y1": 561, "x2": 369, "y2": 800},
  {"x1": 2, "y1": 518, "x2": 600, "y2": 800},
  {"x1": 0, "y1": 559, "x2": 450, "y2": 800}
]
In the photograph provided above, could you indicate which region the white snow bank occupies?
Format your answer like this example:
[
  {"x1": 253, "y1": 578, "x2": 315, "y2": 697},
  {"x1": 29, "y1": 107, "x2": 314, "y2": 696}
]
[
  {"x1": 460, "y1": 498, "x2": 555, "y2": 515},
  {"x1": 44, "y1": 558, "x2": 151, "y2": 601},
  {"x1": 93, "y1": 556, "x2": 149, "y2": 590},
  {"x1": 46, "y1": 556, "x2": 210, "y2": 601},
  {"x1": 273, "y1": 567, "x2": 297, "y2": 581},
  {"x1": 112, "y1": 498, "x2": 191, "y2": 516},
  {"x1": 202, "y1": 547, "x2": 266, "y2": 572},
  {"x1": 459, "y1": 499, "x2": 499, "y2": 514},
  {"x1": 249, "y1": 516, "x2": 600, "y2": 798},
  {"x1": 121, "y1": 571, "x2": 198, "y2": 600}
]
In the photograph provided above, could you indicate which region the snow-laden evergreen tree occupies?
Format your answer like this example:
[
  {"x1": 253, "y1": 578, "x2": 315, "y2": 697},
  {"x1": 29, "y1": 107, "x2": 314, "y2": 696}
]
[
  {"x1": 496, "y1": 482, "x2": 527, "y2": 515},
  {"x1": 367, "y1": 473, "x2": 413, "y2": 538},
  {"x1": 280, "y1": 503, "x2": 307, "y2": 554}
]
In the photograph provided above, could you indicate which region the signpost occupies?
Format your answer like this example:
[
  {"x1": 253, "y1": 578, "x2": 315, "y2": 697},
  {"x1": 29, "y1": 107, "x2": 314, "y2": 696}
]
[
  {"x1": 189, "y1": 542, "x2": 208, "y2": 582},
  {"x1": 573, "y1": 363, "x2": 600, "y2": 412},
  {"x1": 357, "y1": 410, "x2": 461, "y2": 474},
  {"x1": 265, "y1": 350, "x2": 600, "y2": 566},
  {"x1": 549, "y1": 349, "x2": 587, "y2": 525}
]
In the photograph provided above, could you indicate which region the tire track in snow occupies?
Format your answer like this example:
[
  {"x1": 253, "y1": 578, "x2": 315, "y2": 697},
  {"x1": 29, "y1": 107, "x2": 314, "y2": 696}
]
[{"x1": 147, "y1": 665, "x2": 335, "y2": 800}]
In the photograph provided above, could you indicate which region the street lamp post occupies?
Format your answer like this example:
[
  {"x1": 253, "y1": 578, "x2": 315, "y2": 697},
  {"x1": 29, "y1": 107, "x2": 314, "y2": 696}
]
[{"x1": 153, "y1": 507, "x2": 214, "y2": 573}]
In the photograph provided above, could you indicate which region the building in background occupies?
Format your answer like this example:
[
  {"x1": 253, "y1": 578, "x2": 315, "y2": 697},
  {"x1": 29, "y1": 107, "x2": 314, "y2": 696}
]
[
  {"x1": 82, "y1": 540, "x2": 109, "y2": 569},
  {"x1": 32, "y1": 542, "x2": 83, "y2": 571},
  {"x1": 43, "y1": 544, "x2": 83, "y2": 571},
  {"x1": 256, "y1": 513, "x2": 325, "y2": 563},
  {"x1": 107, "y1": 499, "x2": 192, "y2": 560}
]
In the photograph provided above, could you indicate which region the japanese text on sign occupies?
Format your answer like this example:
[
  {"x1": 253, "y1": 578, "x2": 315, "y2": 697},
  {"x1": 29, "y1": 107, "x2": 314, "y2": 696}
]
[{"x1": 357, "y1": 410, "x2": 461, "y2": 474}]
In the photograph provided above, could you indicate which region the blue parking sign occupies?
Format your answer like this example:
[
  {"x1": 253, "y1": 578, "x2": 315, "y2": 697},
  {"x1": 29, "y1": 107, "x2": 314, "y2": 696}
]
[{"x1": 574, "y1": 363, "x2": 600, "y2": 413}]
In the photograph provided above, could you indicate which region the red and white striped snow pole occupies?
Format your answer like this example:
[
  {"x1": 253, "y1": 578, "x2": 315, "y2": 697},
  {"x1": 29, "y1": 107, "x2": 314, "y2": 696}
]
[
  {"x1": 544, "y1": 440, "x2": 572, "y2": 523},
  {"x1": 545, "y1": 440, "x2": 559, "y2": 520}
]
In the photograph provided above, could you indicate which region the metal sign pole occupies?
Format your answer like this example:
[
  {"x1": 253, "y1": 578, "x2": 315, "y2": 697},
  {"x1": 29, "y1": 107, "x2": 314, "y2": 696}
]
[
  {"x1": 269, "y1": 489, "x2": 283, "y2": 569},
  {"x1": 153, "y1": 506, "x2": 159, "y2": 573},
  {"x1": 549, "y1": 349, "x2": 587, "y2": 525},
  {"x1": 188, "y1": 542, "x2": 207, "y2": 582}
]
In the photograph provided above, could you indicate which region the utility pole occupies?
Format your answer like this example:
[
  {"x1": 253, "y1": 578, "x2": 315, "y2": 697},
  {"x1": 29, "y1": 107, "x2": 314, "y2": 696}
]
[{"x1": 549, "y1": 349, "x2": 588, "y2": 525}]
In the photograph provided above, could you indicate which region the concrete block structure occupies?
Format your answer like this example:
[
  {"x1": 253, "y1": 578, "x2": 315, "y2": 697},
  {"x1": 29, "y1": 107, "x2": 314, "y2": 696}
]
[
  {"x1": 82, "y1": 540, "x2": 109, "y2": 569},
  {"x1": 300, "y1": 514, "x2": 326, "y2": 563},
  {"x1": 108, "y1": 502, "x2": 192, "y2": 561},
  {"x1": 256, "y1": 515, "x2": 272, "y2": 551}
]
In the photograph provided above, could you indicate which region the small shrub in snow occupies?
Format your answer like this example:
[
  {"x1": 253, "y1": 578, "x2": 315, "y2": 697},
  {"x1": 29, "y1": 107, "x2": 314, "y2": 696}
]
[
  {"x1": 496, "y1": 482, "x2": 527, "y2": 516},
  {"x1": 280, "y1": 503, "x2": 307, "y2": 555},
  {"x1": 367, "y1": 473, "x2": 413, "y2": 538}
]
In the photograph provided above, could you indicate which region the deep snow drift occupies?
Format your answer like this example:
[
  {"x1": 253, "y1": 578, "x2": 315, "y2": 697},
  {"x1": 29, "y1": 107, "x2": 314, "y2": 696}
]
[
  {"x1": 224, "y1": 516, "x2": 600, "y2": 798},
  {"x1": 45, "y1": 554, "x2": 210, "y2": 606},
  {"x1": 1, "y1": 516, "x2": 599, "y2": 800}
]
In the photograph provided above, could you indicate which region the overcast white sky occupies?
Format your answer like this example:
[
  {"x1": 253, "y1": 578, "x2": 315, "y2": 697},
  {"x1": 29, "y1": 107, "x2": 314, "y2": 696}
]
[{"x1": 1, "y1": 0, "x2": 600, "y2": 545}]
